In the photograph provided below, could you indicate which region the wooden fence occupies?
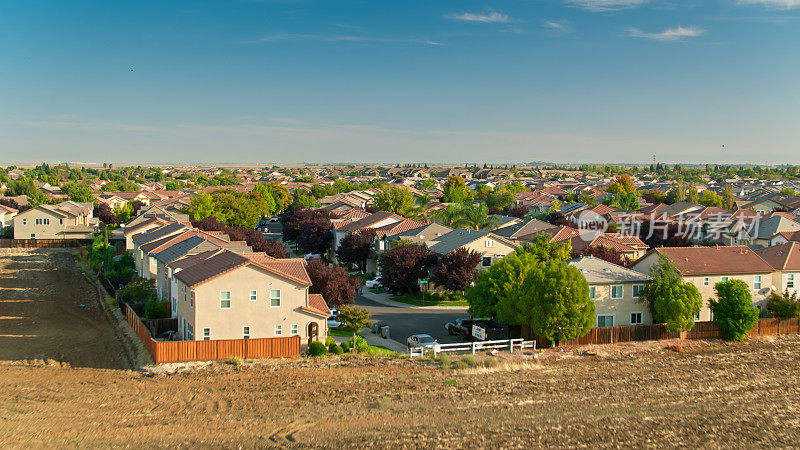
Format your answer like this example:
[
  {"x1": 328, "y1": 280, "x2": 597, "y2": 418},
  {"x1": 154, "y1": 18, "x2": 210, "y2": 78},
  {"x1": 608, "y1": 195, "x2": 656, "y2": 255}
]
[
  {"x1": 523, "y1": 317, "x2": 800, "y2": 347},
  {"x1": 123, "y1": 303, "x2": 300, "y2": 363},
  {"x1": 0, "y1": 238, "x2": 91, "y2": 248}
]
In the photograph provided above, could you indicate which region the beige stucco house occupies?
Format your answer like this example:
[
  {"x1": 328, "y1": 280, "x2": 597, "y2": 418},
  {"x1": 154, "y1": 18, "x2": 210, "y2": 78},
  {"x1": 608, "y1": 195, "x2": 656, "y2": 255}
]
[
  {"x1": 12, "y1": 201, "x2": 97, "y2": 240},
  {"x1": 172, "y1": 250, "x2": 329, "y2": 346},
  {"x1": 428, "y1": 228, "x2": 519, "y2": 270},
  {"x1": 756, "y1": 242, "x2": 800, "y2": 298},
  {"x1": 0, "y1": 204, "x2": 18, "y2": 230},
  {"x1": 631, "y1": 246, "x2": 775, "y2": 321},
  {"x1": 569, "y1": 256, "x2": 652, "y2": 327}
]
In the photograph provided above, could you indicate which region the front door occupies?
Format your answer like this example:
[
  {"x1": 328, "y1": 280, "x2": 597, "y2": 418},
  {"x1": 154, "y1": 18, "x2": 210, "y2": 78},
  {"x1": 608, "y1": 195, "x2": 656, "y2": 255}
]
[{"x1": 307, "y1": 322, "x2": 318, "y2": 344}]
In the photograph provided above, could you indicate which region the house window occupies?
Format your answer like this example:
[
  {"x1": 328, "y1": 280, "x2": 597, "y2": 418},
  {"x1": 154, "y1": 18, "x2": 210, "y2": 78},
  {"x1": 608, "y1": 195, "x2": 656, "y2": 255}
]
[
  {"x1": 611, "y1": 285, "x2": 624, "y2": 299},
  {"x1": 270, "y1": 289, "x2": 281, "y2": 307},
  {"x1": 589, "y1": 286, "x2": 596, "y2": 300},
  {"x1": 220, "y1": 291, "x2": 231, "y2": 309},
  {"x1": 274, "y1": 324, "x2": 282, "y2": 336},
  {"x1": 243, "y1": 326, "x2": 250, "y2": 339},
  {"x1": 481, "y1": 257, "x2": 492, "y2": 267},
  {"x1": 30, "y1": 234, "x2": 35, "y2": 239},
  {"x1": 703, "y1": 277, "x2": 710, "y2": 286},
  {"x1": 250, "y1": 290, "x2": 257, "y2": 301},
  {"x1": 597, "y1": 315, "x2": 614, "y2": 327},
  {"x1": 203, "y1": 328, "x2": 210, "y2": 341},
  {"x1": 22, "y1": 218, "x2": 26, "y2": 225},
  {"x1": 788, "y1": 274, "x2": 795, "y2": 289},
  {"x1": 485, "y1": 240, "x2": 494, "y2": 247},
  {"x1": 753, "y1": 275, "x2": 762, "y2": 290},
  {"x1": 632, "y1": 284, "x2": 644, "y2": 298},
  {"x1": 721, "y1": 276, "x2": 729, "y2": 282},
  {"x1": 630, "y1": 312, "x2": 643, "y2": 325},
  {"x1": 59, "y1": 218, "x2": 63, "y2": 225},
  {"x1": 290, "y1": 324, "x2": 298, "y2": 336}
]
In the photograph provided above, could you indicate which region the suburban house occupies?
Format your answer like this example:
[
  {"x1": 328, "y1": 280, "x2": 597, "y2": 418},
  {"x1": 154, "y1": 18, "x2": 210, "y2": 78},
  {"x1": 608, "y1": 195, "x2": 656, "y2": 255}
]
[
  {"x1": 12, "y1": 201, "x2": 98, "y2": 240},
  {"x1": 427, "y1": 228, "x2": 519, "y2": 270},
  {"x1": 569, "y1": 256, "x2": 652, "y2": 327},
  {"x1": 756, "y1": 242, "x2": 800, "y2": 297},
  {"x1": 0, "y1": 203, "x2": 18, "y2": 230},
  {"x1": 387, "y1": 223, "x2": 453, "y2": 246},
  {"x1": 631, "y1": 246, "x2": 775, "y2": 320},
  {"x1": 130, "y1": 222, "x2": 191, "y2": 276},
  {"x1": 171, "y1": 250, "x2": 330, "y2": 346}
]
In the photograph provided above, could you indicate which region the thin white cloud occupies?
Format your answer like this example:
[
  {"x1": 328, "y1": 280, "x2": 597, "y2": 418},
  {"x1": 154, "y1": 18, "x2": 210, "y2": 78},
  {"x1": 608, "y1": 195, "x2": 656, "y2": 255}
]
[
  {"x1": 445, "y1": 11, "x2": 511, "y2": 23},
  {"x1": 628, "y1": 25, "x2": 707, "y2": 41},
  {"x1": 566, "y1": 0, "x2": 649, "y2": 11},
  {"x1": 543, "y1": 20, "x2": 569, "y2": 31},
  {"x1": 738, "y1": 0, "x2": 800, "y2": 8},
  {"x1": 250, "y1": 34, "x2": 443, "y2": 46}
]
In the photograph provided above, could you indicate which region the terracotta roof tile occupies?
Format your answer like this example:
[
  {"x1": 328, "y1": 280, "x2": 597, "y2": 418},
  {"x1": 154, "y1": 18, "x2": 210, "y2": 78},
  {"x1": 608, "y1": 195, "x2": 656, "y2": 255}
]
[
  {"x1": 651, "y1": 246, "x2": 774, "y2": 276},
  {"x1": 302, "y1": 294, "x2": 331, "y2": 318}
]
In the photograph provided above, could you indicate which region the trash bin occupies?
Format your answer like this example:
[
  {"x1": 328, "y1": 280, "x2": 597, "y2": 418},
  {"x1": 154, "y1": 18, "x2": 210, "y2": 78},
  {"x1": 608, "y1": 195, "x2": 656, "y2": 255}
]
[
  {"x1": 371, "y1": 322, "x2": 381, "y2": 334},
  {"x1": 379, "y1": 325, "x2": 390, "y2": 339}
]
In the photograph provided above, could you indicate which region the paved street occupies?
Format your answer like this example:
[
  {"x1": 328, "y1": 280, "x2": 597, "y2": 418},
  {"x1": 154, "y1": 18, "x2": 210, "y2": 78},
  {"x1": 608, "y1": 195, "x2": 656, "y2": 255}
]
[{"x1": 355, "y1": 295, "x2": 472, "y2": 347}]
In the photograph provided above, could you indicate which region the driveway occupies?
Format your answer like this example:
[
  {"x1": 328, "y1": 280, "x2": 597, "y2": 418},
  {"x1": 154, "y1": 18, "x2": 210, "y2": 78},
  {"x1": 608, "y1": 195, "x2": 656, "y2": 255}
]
[{"x1": 355, "y1": 295, "x2": 472, "y2": 347}]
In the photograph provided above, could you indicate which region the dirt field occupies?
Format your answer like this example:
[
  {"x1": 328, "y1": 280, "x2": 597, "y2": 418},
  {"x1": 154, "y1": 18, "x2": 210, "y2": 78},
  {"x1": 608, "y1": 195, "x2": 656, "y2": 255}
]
[
  {"x1": 0, "y1": 248, "x2": 130, "y2": 369},
  {"x1": 2, "y1": 334, "x2": 800, "y2": 448}
]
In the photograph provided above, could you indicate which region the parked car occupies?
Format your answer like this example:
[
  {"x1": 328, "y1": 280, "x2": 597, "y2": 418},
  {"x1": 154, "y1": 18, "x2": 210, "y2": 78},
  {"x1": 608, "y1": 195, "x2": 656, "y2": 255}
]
[
  {"x1": 304, "y1": 253, "x2": 321, "y2": 260},
  {"x1": 327, "y1": 315, "x2": 342, "y2": 330},
  {"x1": 470, "y1": 320, "x2": 510, "y2": 341},
  {"x1": 269, "y1": 216, "x2": 280, "y2": 222},
  {"x1": 407, "y1": 334, "x2": 438, "y2": 350},
  {"x1": 365, "y1": 277, "x2": 383, "y2": 288},
  {"x1": 446, "y1": 318, "x2": 474, "y2": 338}
]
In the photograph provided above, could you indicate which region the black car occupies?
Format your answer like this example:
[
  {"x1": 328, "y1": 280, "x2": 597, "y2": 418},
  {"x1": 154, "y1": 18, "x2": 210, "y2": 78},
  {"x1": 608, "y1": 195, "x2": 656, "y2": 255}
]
[{"x1": 446, "y1": 319, "x2": 474, "y2": 338}]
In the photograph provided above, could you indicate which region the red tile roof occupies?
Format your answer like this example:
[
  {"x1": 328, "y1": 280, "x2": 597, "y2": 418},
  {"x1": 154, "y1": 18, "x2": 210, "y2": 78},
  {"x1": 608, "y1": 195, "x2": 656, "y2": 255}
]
[
  {"x1": 649, "y1": 246, "x2": 774, "y2": 276},
  {"x1": 756, "y1": 242, "x2": 800, "y2": 271},
  {"x1": 302, "y1": 294, "x2": 331, "y2": 318}
]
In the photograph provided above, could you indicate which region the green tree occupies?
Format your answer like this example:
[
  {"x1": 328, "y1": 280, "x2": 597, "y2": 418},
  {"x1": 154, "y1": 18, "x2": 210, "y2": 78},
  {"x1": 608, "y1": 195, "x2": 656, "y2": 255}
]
[
  {"x1": 767, "y1": 289, "x2": 800, "y2": 318},
  {"x1": 641, "y1": 256, "x2": 702, "y2": 333},
  {"x1": 373, "y1": 185, "x2": 415, "y2": 216},
  {"x1": 496, "y1": 261, "x2": 595, "y2": 343},
  {"x1": 188, "y1": 192, "x2": 216, "y2": 221},
  {"x1": 453, "y1": 203, "x2": 499, "y2": 230},
  {"x1": 336, "y1": 305, "x2": 372, "y2": 351},
  {"x1": 486, "y1": 187, "x2": 515, "y2": 211},
  {"x1": 60, "y1": 181, "x2": 94, "y2": 202},
  {"x1": 721, "y1": 185, "x2": 735, "y2": 210},
  {"x1": 699, "y1": 190, "x2": 723, "y2": 207},
  {"x1": 686, "y1": 184, "x2": 699, "y2": 203},
  {"x1": 442, "y1": 176, "x2": 471, "y2": 204},
  {"x1": 709, "y1": 279, "x2": 759, "y2": 341}
]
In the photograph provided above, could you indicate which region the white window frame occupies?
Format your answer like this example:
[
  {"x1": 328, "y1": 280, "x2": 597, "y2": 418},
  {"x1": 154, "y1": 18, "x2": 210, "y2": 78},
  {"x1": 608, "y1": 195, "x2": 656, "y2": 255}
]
[
  {"x1": 588, "y1": 286, "x2": 596, "y2": 300},
  {"x1": 632, "y1": 284, "x2": 644, "y2": 299},
  {"x1": 203, "y1": 328, "x2": 210, "y2": 341},
  {"x1": 481, "y1": 256, "x2": 492, "y2": 267},
  {"x1": 788, "y1": 274, "x2": 795, "y2": 289},
  {"x1": 274, "y1": 324, "x2": 282, "y2": 336},
  {"x1": 630, "y1": 312, "x2": 643, "y2": 325},
  {"x1": 703, "y1": 277, "x2": 710, "y2": 286},
  {"x1": 243, "y1": 326, "x2": 250, "y2": 339},
  {"x1": 270, "y1": 289, "x2": 281, "y2": 307},
  {"x1": 597, "y1": 314, "x2": 615, "y2": 328},
  {"x1": 611, "y1": 285, "x2": 624, "y2": 300},
  {"x1": 249, "y1": 290, "x2": 257, "y2": 302},
  {"x1": 485, "y1": 240, "x2": 494, "y2": 247},
  {"x1": 753, "y1": 275, "x2": 762, "y2": 290},
  {"x1": 220, "y1": 291, "x2": 231, "y2": 309},
  {"x1": 721, "y1": 276, "x2": 729, "y2": 282},
  {"x1": 290, "y1": 324, "x2": 298, "y2": 336},
  {"x1": 22, "y1": 218, "x2": 26, "y2": 225}
]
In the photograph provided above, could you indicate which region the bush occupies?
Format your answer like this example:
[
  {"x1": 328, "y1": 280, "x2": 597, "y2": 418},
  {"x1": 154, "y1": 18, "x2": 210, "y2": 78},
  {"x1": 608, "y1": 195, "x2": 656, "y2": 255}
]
[
  {"x1": 460, "y1": 355, "x2": 478, "y2": 367},
  {"x1": 328, "y1": 342, "x2": 338, "y2": 354},
  {"x1": 324, "y1": 336, "x2": 336, "y2": 347},
  {"x1": 767, "y1": 290, "x2": 800, "y2": 318},
  {"x1": 436, "y1": 352, "x2": 451, "y2": 369},
  {"x1": 226, "y1": 357, "x2": 243, "y2": 367},
  {"x1": 307, "y1": 341, "x2": 327, "y2": 357},
  {"x1": 481, "y1": 357, "x2": 500, "y2": 368},
  {"x1": 710, "y1": 279, "x2": 759, "y2": 341},
  {"x1": 143, "y1": 299, "x2": 169, "y2": 319},
  {"x1": 348, "y1": 335, "x2": 369, "y2": 353},
  {"x1": 340, "y1": 342, "x2": 351, "y2": 353},
  {"x1": 451, "y1": 361, "x2": 469, "y2": 370},
  {"x1": 332, "y1": 345, "x2": 344, "y2": 355}
]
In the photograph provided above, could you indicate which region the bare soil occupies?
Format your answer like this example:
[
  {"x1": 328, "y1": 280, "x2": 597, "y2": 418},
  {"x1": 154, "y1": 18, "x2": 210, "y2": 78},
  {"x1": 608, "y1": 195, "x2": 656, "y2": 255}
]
[
  {"x1": 0, "y1": 248, "x2": 130, "y2": 369},
  {"x1": 1, "y1": 335, "x2": 799, "y2": 448}
]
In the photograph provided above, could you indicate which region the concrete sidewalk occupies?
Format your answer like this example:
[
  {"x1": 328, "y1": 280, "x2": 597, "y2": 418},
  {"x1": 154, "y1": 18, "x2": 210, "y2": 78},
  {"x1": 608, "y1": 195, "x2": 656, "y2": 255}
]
[{"x1": 361, "y1": 289, "x2": 469, "y2": 311}]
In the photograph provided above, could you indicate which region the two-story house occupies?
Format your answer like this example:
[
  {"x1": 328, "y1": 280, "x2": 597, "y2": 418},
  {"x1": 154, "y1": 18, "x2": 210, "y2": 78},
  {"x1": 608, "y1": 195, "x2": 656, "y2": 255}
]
[
  {"x1": 13, "y1": 201, "x2": 98, "y2": 240},
  {"x1": 756, "y1": 242, "x2": 800, "y2": 298},
  {"x1": 427, "y1": 229, "x2": 519, "y2": 270},
  {"x1": 631, "y1": 246, "x2": 775, "y2": 320},
  {"x1": 172, "y1": 250, "x2": 329, "y2": 346},
  {"x1": 569, "y1": 256, "x2": 652, "y2": 327}
]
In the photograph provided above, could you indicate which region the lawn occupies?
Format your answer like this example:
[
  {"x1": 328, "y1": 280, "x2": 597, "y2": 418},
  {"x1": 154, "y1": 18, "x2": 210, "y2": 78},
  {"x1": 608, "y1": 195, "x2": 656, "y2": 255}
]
[
  {"x1": 390, "y1": 292, "x2": 469, "y2": 307},
  {"x1": 329, "y1": 328, "x2": 353, "y2": 337}
]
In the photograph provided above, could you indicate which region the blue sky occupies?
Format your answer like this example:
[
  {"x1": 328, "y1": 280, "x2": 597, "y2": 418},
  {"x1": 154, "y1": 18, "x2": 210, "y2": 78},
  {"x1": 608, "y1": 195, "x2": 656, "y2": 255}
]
[{"x1": 1, "y1": 0, "x2": 798, "y2": 165}]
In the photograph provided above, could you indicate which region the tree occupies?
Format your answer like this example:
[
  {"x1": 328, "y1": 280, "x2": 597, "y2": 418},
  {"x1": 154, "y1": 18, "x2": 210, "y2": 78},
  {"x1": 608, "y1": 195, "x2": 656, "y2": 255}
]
[
  {"x1": 60, "y1": 181, "x2": 94, "y2": 202},
  {"x1": 267, "y1": 182, "x2": 292, "y2": 212},
  {"x1": 337, "y1": 305, "x2": 372, "y2": 349},
  {"x1": 573, "y1": 245, "x2": 627, "y2": 267},
  {"x1": 641, "y1": 256, "x2": 702, "y2": 333},
  {"x1": 636, "y1": 220, "x2": 692, "y2": 249},
  {"x1": 306, "y1": 259, "x2": 360, "y2": 307},
  {"x1": 373, "y1": 185, "x2": 415, "y2": 216},
  {"x1": 188, "y1": 192, "x2": 216, "y2": 221},
  {"x1": 467, "y1": 236, "x2": 571, "y2": 318},
  {"x1": 709, "y1": 279, "x2": 759, "y2": 341},
  {"x1": 496, "y1": 261, "x2": 595, "y2": 344},
  {"x1": 192, "y1": 216, "x2": 289, "y2": 258},
  {"x1": 453, "y1": 204, "x2": 499, "y2": 231},
  {"x1": 379, "y1": 244, "x2": 438, "y2": 294},
  {"x1": 721, "y1": 185, "x2": 735, "y2": 210},
  {"x1": 442, "y1": 176, "x2": 471, "y2": 204},
  {"x1": 486, "y1": 187, "x2": 515, "y2": 211},
  {"x1": 93, "y1": 203, "x2": 120, "y2": 226},
  {"x1": 336, "y1": 229, "x2": 376, "y2": 272},
  {"x1": 434, "y1": 204, "x2": 464, "y2": 227},
  {"x1": 767, "y1": 289, "x2": 800, "y2": 318},
  {"x1": 431, "y1": 248, "x2": 481, "y2": 292},
  {"x1": 606, "y1": 175, "x2": 636, "y2": 196},
  {"x1": 282, "y1": 208, "x2": 333, "y2": 255},
  {"x1": 686, "y1": 185, "x2": 699, "y2": 203},
  {"x1": 699, "y1": 190, "x2": 723, "y2": 207}
]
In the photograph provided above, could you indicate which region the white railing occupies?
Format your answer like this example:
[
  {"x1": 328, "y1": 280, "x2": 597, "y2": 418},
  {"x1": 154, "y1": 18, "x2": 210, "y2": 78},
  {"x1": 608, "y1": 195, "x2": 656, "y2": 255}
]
[{"x1": 408, "y1": 338, "x2": 536, "y2": 358}]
